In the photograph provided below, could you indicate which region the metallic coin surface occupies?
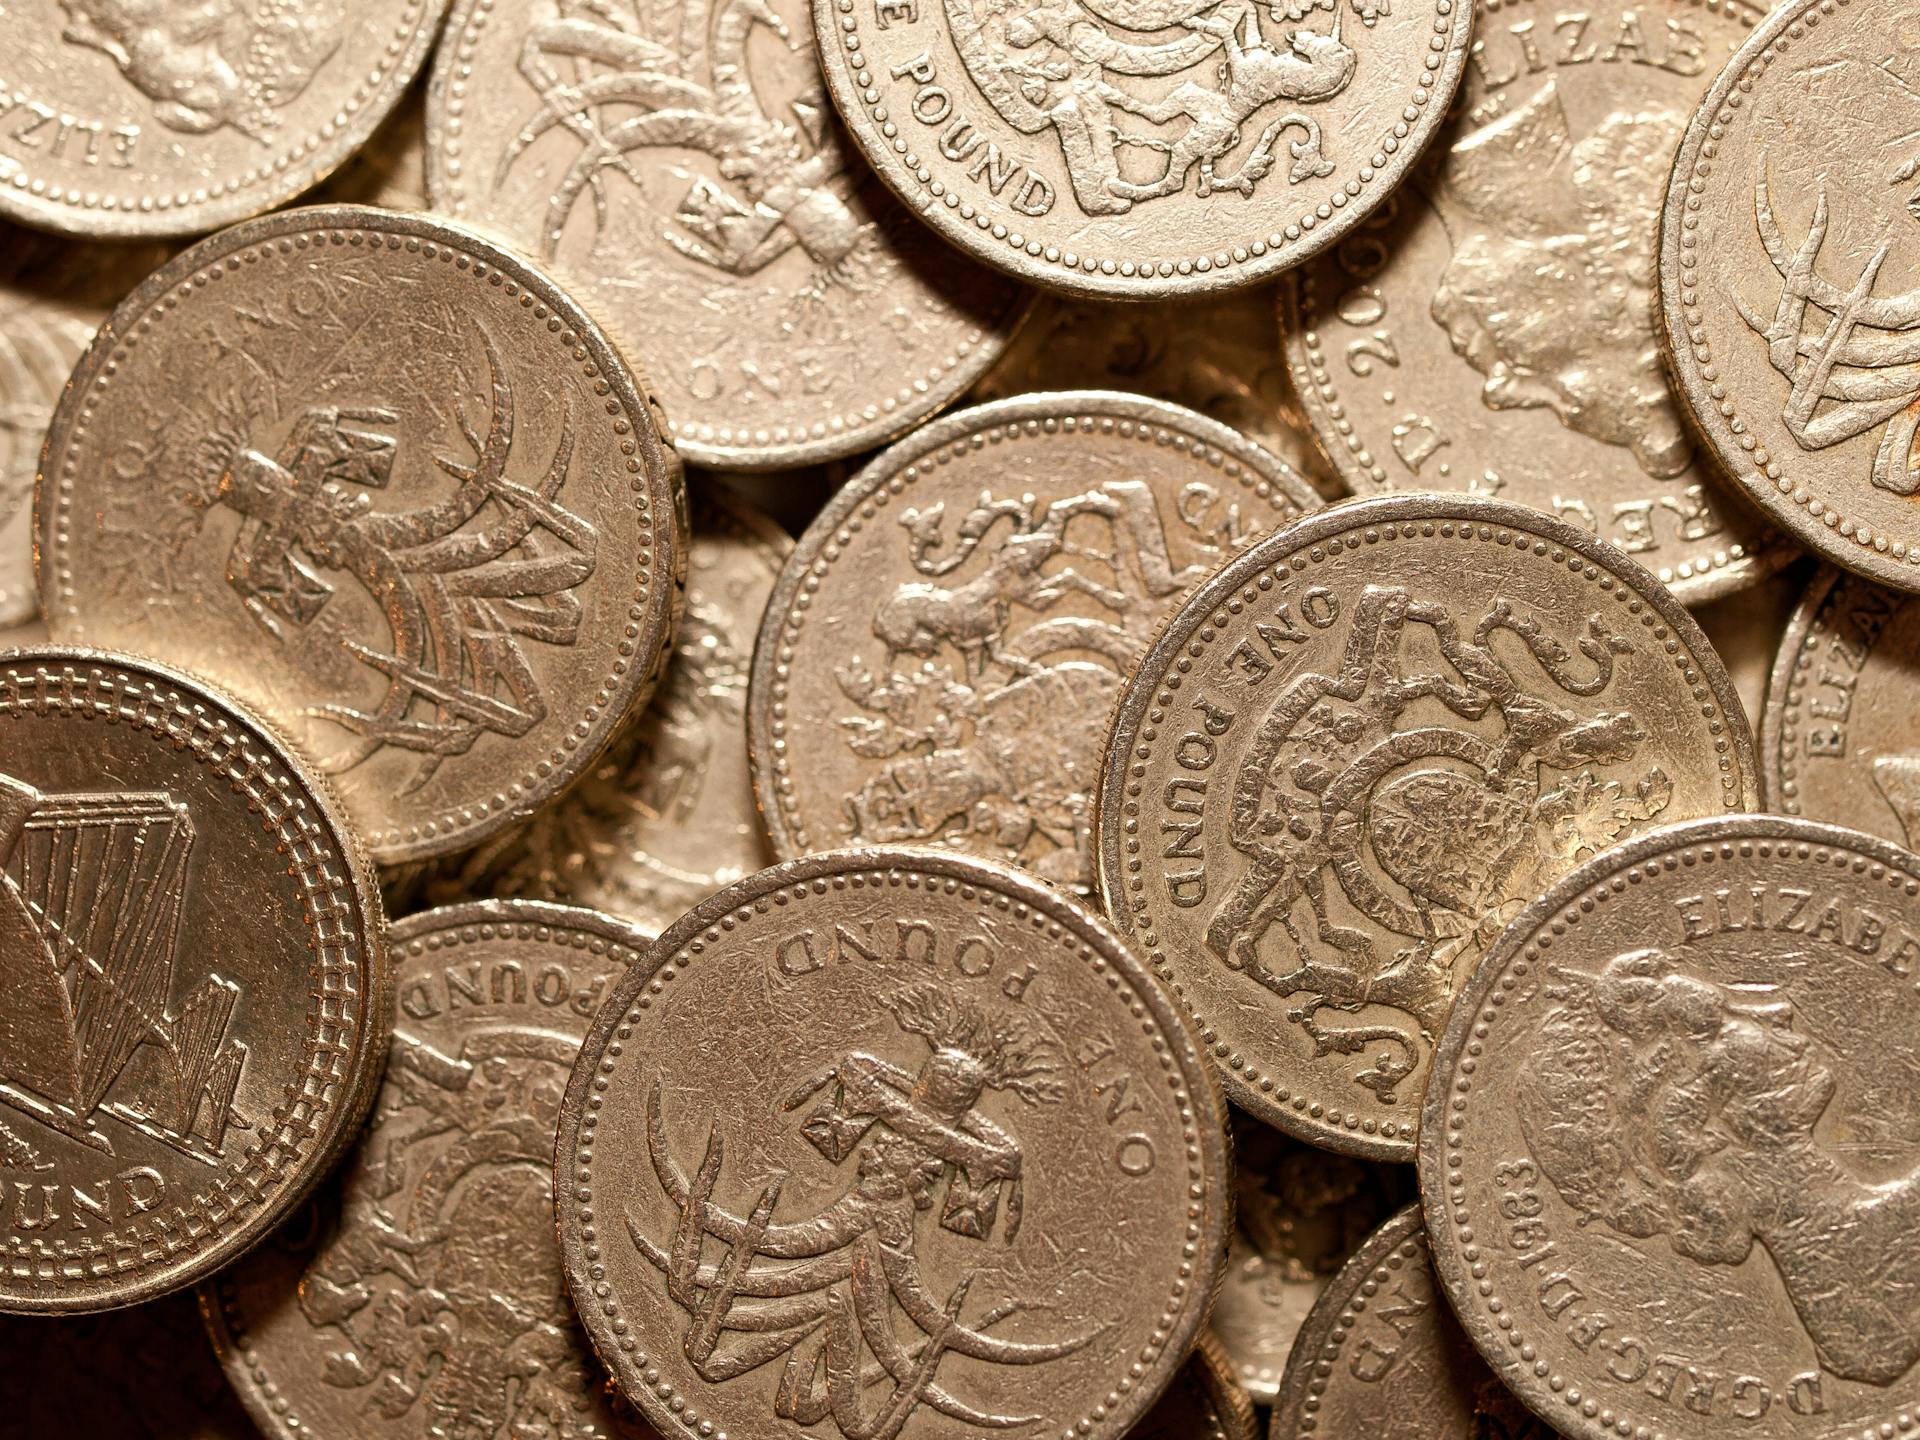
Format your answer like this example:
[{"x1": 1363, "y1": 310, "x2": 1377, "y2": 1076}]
[
  {"x1": 1762, "y1": 567, "x2": 1920, "y2": 846},
  {"x1": 207, "y1": 900, "x2": 660, "y2": 1440},
  {"x1": 1692, "y1": 557, "x2": 1811, "y2": 725},
  {"x1": 0, "y1": 0, "x2": 446, "y2": 237},
  {"x1": 1421, "y1": 815, "x2": 1920, "y2": 1440},
  {"x1": 750, "y1": 392, "x2": 1319, "y2": 889},
  {"x1": 1658, "y1": 0, "x2": 1920, "y2": 592},
  {"x1": 1208, "y1": 1114, "x2": 1413, "y2": 1403},
  {"x1": 810, "y1": 0, "x2": 1473, "y2": 299},
  {"x1": 1135, "y1": 1337, "x2": 1259, "y2": 1440},
  {"x1": 1281, "y1": 0, "x2": 1777, "y2": 604},
  {"x1": 0, "y1": 648, "x2": 387, "y2": 1312},
  {"x1": 555, "y1": 847, "x2": 1231, "y2": 1440},
  {"x1": 1268, "y1": 1206, "x2": 1552, "y2": 1440},
  {"x1": 0, "y1": 1293, "x2": 257, "y2": 1440},
  {"x1": 425, "y1": 488, "x2": 787, "y2": 931},
  {"x1": 427, "y1": 0, "x2": 1027, "y2": 470},
  {"x1": 970, "y1": 289, "x2": 1342, "y2": 500},
  {"x1": 38, "y1": 204, "x2": 687, "y2": 867},
  {"x1": 1095, "y1": 494, "x2": 1756, "y2": 1157}
]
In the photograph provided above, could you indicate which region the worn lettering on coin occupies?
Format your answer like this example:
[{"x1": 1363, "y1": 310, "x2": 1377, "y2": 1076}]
[
  {"x1": 1096, "y1": 494, "x2": 1755, "y2": 1156},
  {"x1": 37, "y1": 205, "x2": 687, "y2": 866}
]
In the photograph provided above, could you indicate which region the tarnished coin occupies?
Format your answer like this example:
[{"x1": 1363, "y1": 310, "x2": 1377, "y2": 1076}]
[
  {"x1": 750, "y1": 392, "x2": 1319, "y2": 889},
  {"x1": 810, "y1": 0, "x2": 1473, "y2": 299},
  {"x1": 1208, "y1": 1114, "x2": 1412, "y2": 1402},
  {"x1": 810, "y1": 0, "x2": 1466, "y2": 299},
  {"x1": 0, "y1": 648, "x2": 386, "y2": 1312},
  {"x1": 1281, "y1": 0, "x2": 1779, "y2": 604},
  {"x1": 1692, "y1": 557, "x2": 1811, "y2": 724},
  {"x1": 425, "y1": 488, "x2": 787, "y2": 931},
  {"x1": 427, "y1": 0, "x2": 1026, "y2": 470},
  {"x1": 0, "y1": 0, "x2": 445, "y2": 237},
  {"x1": 970, "y1": 289, "x2": 1341, "y2": 500},
  {"x1": 0, "y1": 1294, "x2": 257, "y2": 1440},
  {"x1": 1658, "y1": 0, "x2": 1920, "y2": 592},
  {"x1": 1095, "y1": 494, "x2": 1756, "y2": 1157},
  {"x1": 38, "y1": 204, "x2": 687, "y2": 867},
  {"x1": 1421, "y1": 815, "x2": 1920, "y2": 1440},
  {"x1": 1762, "y1": 567, "x2": 1920, "y2": 846},
  {"x1": 1136, "y1": 1337, "x2": 1258, "y2": 1440},
  {"x1": 1269, "y1": 1206, "x2": 1551, "y2": 1440},
  {"x1": 555, "y1": 848, "x2": 1230, "y2": 1440},
  {"x1": 206, "y1": 900, "x2": 659, "y2": 1440}
]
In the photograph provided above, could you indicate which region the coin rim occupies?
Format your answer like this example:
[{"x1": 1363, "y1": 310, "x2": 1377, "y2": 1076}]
[
  {"x1": 201, "y1": 895, "x2": 655, "y2": 1440},
  {"x1": 1094, "y1": 491, "x2": 1759, "y2": 1160},
  {"x1": 1416, "y1": 812, "x2": 1920, "y2": 1440},
  {"x1": 34, "y1": 201, "x2": 689, "y2": 867},
  {"x1": 553, "y1": 843, "x2": 1232, "y2": 1440},
  {"x1": 808, "y1": 0, "x2": 1474, "y2": 300},
  {"x1": 1656, "y1": 0, "x2": 1920, "y2": 592},
  {"x1": 0, "y1": 643, "x2": 390, "y2": 1313},
  {"x1": 0, "y1": 1, "x2": 451, "y2": 239},
  {"x1": 746, "y1": 388, "x2": 1322, "y2": 865},
  {"x1": 1758, "y1": 562, "x2": 1853, "y2": 814}
]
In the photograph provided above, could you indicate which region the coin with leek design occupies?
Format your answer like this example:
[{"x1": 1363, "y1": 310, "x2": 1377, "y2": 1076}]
[
  {"x1": 37, "y1": 204, "x2": 687, "y2": 866},
  {"x1": 206, "y1": 901, "x2": 661, "y2": 1440},
  {"x1": 749, "y1": 391, "x2": 1320, "y2": 891},
  {"x1": 554, "y1": 848, "x2": 1230, "y2": 1440},
  {"x1": 1096, "y1": 494, "x2": 1755, "y2": 1158},
  {"x1": 0, "y1": 648, "x2": 387, "y2": 1313},
  {"x1": 1422, "y1": 815, "x2": 1920, "y2": 1440}
]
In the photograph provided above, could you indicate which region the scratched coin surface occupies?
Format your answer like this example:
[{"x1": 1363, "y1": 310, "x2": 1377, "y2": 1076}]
[
  {"x1": 0, "y1": 0, "x2": 445, "y2": 237},
  {"x1": 970, "y1": 288, "x2": 1340, "y2": 499},
  {"x1": 1135, "y1": 1338, "x2": 1258, "y2": 1440},
  {"x1": 1422, "y1": 815, "x2": 1920, "y2": 1440},
  {"x1": 1281, "y1": 0, "x2": 1777, "y2": 603},
  {"x1": 206, "y1": 900, "x2": 660, "y2": 1440},
  {"x1": 0, "y1": 1293, "x2": 257, "y2": 1440},
  {"x1": 425, "y1": 488, "x2": 787, "y2": 931},
  {"x1": 1659, "y1": 0, "x2": 1920, "y2": 592},
  {"x1": 555, "y1": 847, "x2": 1230, "y2": 1440},
  {"x1": 427, "y1": 0, "x2": 1026, "y2": 470},
  {"x1": 1762, "y1": 567, "x2": 1920, "y2": 846},
  {"x1": 1207, "y1": 1114, "x2": 1412, "y2": 1402},
  {"x1": 0, "y1": 648, "x2": 387, "y2": 1312},
  {"x1": 1096, "y1": 493, "x2": 1756, "y2": 1157},
  {"x1": 750, "y1": 392, "x2": 1319, "y2": 890},
  {"x1": 37, "y1": 204, "x2": 687, "y2": 867},
  {"x1": 811, "y1": 0, "x2": 1472, "y2": 298},
  {"x1": 1269, "y1": 1206, "x2": 1552, "y2": 1440}
]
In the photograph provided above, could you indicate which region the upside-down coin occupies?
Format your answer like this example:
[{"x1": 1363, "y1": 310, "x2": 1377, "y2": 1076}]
[
  {"x1": 0, "y1": 648, "x2": 386, "y2": 1312},
  {"x1": 1096, "y1": 493, "x2": 1756, "y2": 1157},
  {"x1": 554, "y1": 848, "x2": 1230, "y2": 1440},
  {"x1": 37, "y1": 204, "x2": 687, "y2": 867}
]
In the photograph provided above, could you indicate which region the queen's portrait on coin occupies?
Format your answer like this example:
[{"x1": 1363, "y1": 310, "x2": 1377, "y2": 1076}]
[{"x1": 1526, "y1": 946, "x2": 1920, "y2": 1386}]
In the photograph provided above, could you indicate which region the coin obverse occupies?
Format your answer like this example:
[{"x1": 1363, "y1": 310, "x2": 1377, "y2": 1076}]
[
  {"x1": 0, "y1": 0, "x2": 446, "y2": 238},
  {"x1": 426, "y1": 488, "x2": 787, "y2": 932},
  {"x1": 1658, "y1": 0, "x2": 1920, "y2": 592},
  {"x1": 811, "y1": 0, "x2": 1473, "y2": 299},
  {"x1": 1268, "y1": 1206, "x2": 1552, "y2": 1440},
  {"x1": 1096, "y1": 494, "x2": 1756, "y2": 1157},
  {"x1": 207, "y1": 900, "x2": 661, "y2": 1440},
  {"x1": 1422, "y1": 814, "x2": 1920, "y2": 1440},
  {"x1": 37, "y1": 204, "x2": 688, "y2": 867},
  {"x1": 428, "y1": 0, "x2": 1028, "y2": 470},
  {"x1": 0, "y1": 648, "x2": 388, "y2": 1313},
  {"x1": 1282, "y1": 0, "x2": 1779, "y2": 604},
  {"x1": 554, "y1": 847, "x2": 1231, "y2": 1440},
  {"x1": 1762, "y1": 567, "x2": 1920, "y2": 847},
  {"x1": 750, "y1": 391, "x2": 1320, "y2": 890}
]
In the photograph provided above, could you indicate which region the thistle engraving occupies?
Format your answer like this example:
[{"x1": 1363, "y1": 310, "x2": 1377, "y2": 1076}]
[
  {"x1": 1207, "y1": 587, "x2": 1669, "y2": 1103},
  {"x1": 631, "y1": 981, "x2": 1092, "y2": 1437},
  {"x1": 193, "y1": 319, "x2": 598, "y2": 785},
  {"x1": 0, "y1": 771, "x2": 246, "y2": 1163}
]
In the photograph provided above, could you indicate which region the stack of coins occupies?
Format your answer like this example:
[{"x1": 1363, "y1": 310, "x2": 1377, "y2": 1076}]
[{"x1": 2, "y1": 0, "x2": 1917, "y2": 1436}]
